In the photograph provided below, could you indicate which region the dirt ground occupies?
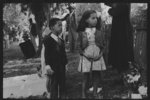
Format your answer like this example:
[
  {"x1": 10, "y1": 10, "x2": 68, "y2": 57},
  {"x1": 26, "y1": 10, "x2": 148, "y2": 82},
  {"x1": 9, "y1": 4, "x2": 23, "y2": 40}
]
[{"x1": 3, "y1": 43, "x2": 130, "y2": 99}]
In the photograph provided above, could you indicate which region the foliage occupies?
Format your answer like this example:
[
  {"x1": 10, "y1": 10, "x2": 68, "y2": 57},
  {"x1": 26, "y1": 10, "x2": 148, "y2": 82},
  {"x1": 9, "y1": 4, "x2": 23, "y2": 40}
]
[
  {"x1": 100, "y1": 3, "x2": 112, "y2": 25},
  {"x1": 3, "y1": 3, "x2": 51, "y2": 34},
  {"x1": 123, "y1": 62, "x2": 147, "y2": 98},
  {"x1": 21, "y1": 3, "x2": 63, "y2": 29},
  {"x1": 29, "y1": 3, "x2": 47, "y2": 29},
  {"x1": 130, "y1": 3, "x2": 147, "y2": 28},
  {"x1": 3, "y1": 3, "x2": 22, "y2": 27},
  {"x1": 3, "y1": 3, "x2": 30, "y2": 40},
  {"x1": 123, "y1": 62, "x2": 142, "y2": 93}
]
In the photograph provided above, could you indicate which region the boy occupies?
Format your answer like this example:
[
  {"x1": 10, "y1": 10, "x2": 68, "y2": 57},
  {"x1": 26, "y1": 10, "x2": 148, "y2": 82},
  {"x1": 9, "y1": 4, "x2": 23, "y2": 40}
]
[{"x1": 42, "y1": 18, "x2": 68, "y2": 99}]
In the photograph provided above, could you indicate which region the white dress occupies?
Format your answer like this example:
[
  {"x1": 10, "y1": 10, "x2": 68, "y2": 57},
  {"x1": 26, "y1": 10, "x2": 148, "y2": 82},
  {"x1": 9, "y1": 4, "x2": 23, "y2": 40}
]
[{"x1": 78, "y1": 28, "x2": 106, "y2": 72}]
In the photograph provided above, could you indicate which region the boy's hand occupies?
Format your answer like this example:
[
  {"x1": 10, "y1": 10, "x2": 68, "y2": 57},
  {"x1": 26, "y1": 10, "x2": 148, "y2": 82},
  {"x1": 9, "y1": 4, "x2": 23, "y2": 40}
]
[
  {"x1": 45, "y1": 65, "x2": 54, "y2": 75},
  {"x1": 37, "y1": 69, "x2": 42, "y2": 78},
  {"x1": 37, "y1": 65, "x2": 42, "y2": 77}
]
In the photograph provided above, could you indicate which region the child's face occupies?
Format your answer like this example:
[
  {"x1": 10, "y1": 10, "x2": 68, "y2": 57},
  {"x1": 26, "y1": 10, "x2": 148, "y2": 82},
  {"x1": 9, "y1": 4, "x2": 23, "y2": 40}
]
[
  {"x1": 52, "y1": 21, "x2": 62, "y2": 35},
  {"x1": 86, "y1": 13, "x2": 97, "y2": 27}
]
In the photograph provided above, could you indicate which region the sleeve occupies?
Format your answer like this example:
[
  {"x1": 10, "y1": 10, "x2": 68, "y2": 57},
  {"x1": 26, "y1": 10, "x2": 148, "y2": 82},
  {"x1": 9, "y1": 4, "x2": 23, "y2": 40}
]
[
  {"x1": 108, "y1": 3, "x2": 129, "y2": 17},
  {"x1": 101, "y1": 33, "x2": 106, "y2": 51},
  {"x1": 42, "y1": 37, "x2": 48, "y2": 47},
  {"x1": 95, "y1": 31, "x2": 106, "y2": 51},
  {"x1": 41, "y1": 44, "x2": 46, "y2": 75},
  {"x1": 78, "y1": 32, "x2": 88, "y2": 54},
  {"x1": 42, "y1": 37, "x2": 50, "y2": 65}
]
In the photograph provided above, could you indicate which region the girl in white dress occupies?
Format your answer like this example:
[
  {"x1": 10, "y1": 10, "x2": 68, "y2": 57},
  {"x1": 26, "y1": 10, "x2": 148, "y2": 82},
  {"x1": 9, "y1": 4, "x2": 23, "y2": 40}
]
[{"x1": 77, "y1": 10, "x2": 106, "y2": 98}]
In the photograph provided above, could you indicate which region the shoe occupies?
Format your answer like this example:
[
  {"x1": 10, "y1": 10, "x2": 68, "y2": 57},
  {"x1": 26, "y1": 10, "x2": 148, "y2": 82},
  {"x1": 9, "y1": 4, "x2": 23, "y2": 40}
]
[{"x1": 87, "y1": 87, "x2": 102, "y2": 94}]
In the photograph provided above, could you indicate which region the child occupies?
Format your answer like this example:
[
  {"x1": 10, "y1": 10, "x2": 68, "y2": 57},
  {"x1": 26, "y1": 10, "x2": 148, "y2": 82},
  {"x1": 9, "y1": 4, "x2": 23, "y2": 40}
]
[
  {"x1": 77, "y1": 10, "x2": 106, "y2": 98},
  {"x1": 41, "y1": 18, "x2": 68, "y2": 99}
]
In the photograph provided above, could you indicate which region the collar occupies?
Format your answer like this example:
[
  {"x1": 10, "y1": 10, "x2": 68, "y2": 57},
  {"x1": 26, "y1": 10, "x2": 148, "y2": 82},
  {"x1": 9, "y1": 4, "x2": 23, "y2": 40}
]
[
  {"x1": 51, "y1": 33, "x2": 58, "y2": 42},
  {"x1": 85, "y1": 27, "x2": 96, "y2": 35}
]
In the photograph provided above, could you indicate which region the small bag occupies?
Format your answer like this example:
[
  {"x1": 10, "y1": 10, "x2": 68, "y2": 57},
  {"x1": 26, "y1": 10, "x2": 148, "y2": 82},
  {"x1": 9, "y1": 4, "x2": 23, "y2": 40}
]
[{"x1": 19, "y1": 39, "x2": 36, "y2": 59}]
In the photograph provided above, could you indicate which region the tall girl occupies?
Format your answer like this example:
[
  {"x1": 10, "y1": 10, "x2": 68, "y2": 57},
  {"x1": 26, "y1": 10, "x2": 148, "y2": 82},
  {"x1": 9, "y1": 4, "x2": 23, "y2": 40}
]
[{"x1": 77, "y1": 10, "x2": 106, "y2": 98}]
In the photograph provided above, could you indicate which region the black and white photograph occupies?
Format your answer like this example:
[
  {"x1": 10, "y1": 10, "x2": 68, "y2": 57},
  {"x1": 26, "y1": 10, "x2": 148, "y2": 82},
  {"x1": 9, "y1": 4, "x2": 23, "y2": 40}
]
[{"x1": 3, "y1": 2, "x2": 148, "y2": 99}]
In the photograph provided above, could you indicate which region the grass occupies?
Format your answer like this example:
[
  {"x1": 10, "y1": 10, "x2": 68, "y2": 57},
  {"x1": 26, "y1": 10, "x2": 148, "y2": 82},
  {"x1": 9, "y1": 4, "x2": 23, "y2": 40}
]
[{"x1": 3, "y1": 42, "x2": 24, "y2": 64}]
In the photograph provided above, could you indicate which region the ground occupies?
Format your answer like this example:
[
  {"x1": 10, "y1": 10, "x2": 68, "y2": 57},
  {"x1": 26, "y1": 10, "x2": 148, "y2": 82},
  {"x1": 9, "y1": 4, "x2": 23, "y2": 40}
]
[{"x1": 3, "y1": 42, "x2": 131, "y2": 99}]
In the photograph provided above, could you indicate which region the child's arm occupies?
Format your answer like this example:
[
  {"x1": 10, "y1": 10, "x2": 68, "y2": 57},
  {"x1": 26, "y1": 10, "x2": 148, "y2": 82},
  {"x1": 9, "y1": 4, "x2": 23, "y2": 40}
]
[
  {"x1": 93, "y1": 50, "x2": 103, "y2": 61},
  {"x1": 95, "y1": 31, "x2": 106, "y2": 60},
  {"x1": 95, "y1": 33, "x2": 106, "y2": 51},
  {"x1": 79, "y1": 32, "x2": 88, "y2": 55},
  {"x1": 41, "y1": 44, "x2": 54, "y2": 76},
  {"x1": 41, "y1": 44, "x2": 46, "y2": 76}
]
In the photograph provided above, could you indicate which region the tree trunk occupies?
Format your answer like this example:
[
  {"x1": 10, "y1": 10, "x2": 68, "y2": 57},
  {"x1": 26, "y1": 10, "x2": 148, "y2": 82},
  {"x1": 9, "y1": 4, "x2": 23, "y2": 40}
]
[
  {"x1": 69, "y1": 30, "x2": 78, "y2": 53},
  {"x1": 32, "y1": 3, "x2": 51, "y2": 57},
  {"x1": 69, "y1": 32, "x2": 74, "y2": 52},
  {"x1": 36, "y1": 4, "x2": 51, "y2": 57},
  {"x1": 47, "y1": 4, "x2": 51, "y2": 26},
  {"x1": 68, "y1": 12, "x2": 78, "y2": 53}
]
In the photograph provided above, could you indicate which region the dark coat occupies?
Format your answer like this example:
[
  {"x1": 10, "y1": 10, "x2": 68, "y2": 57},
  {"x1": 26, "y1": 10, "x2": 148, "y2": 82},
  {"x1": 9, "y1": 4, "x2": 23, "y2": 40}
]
[
  {"x1": 43, "y1": 34, "x2": 68, "y2": 73},
  {"x1": 108, "y1": 3, "x2": 134, "y2": 72}
]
